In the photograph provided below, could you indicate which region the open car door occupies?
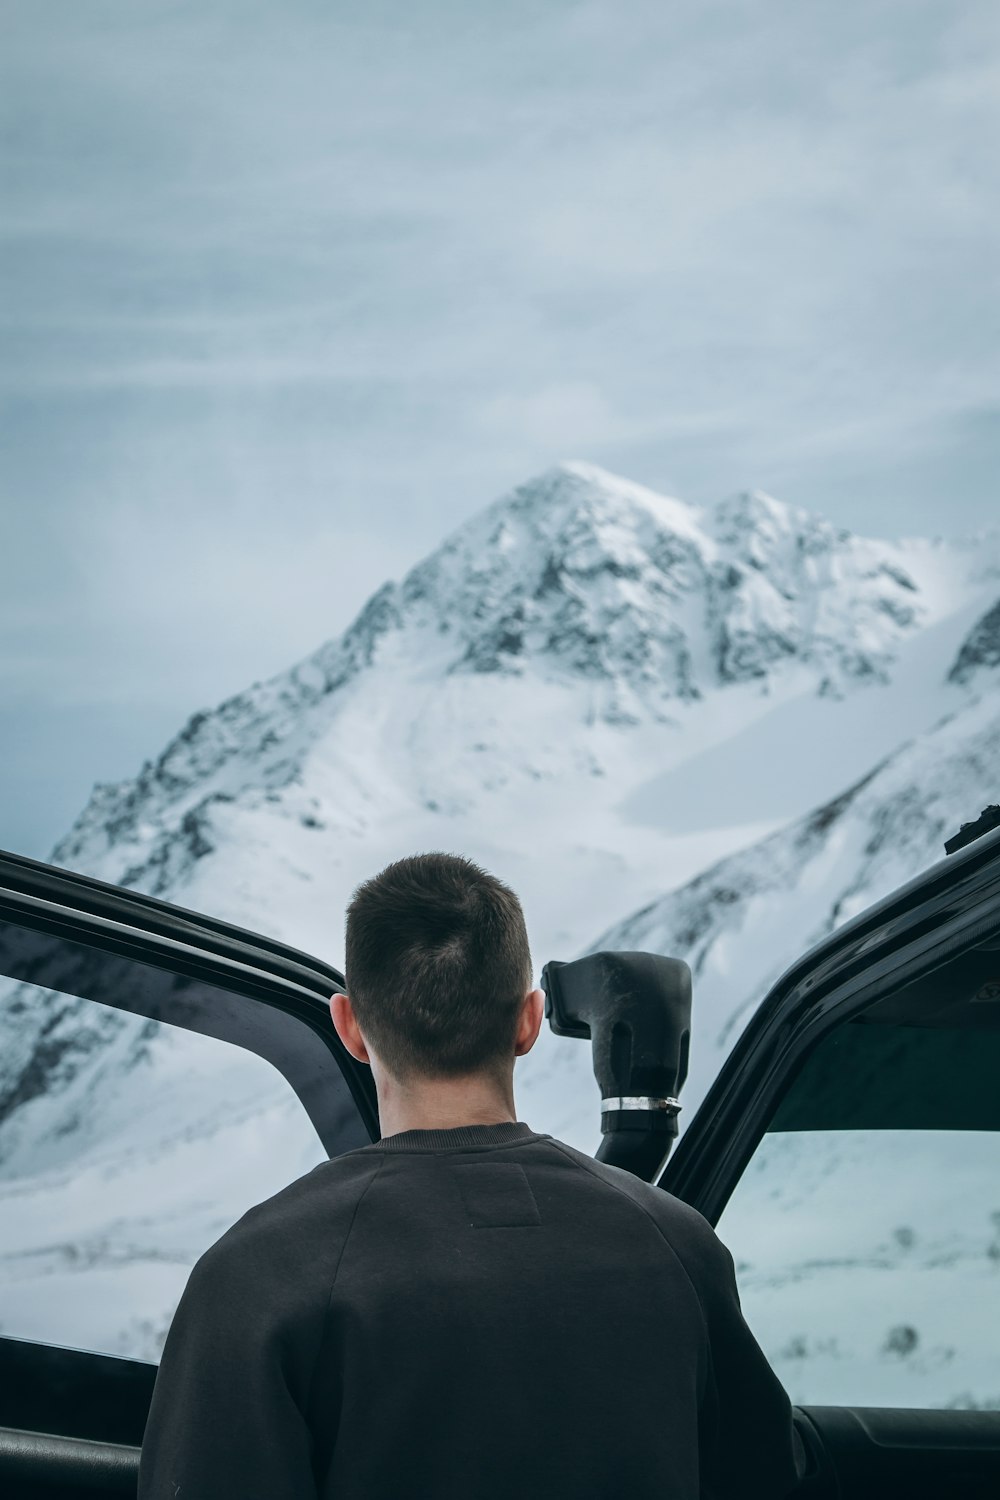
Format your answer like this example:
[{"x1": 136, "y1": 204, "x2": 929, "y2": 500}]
[
  {"x1": 0, "y1": 849, "x2": 378, "y2": 1499},
  {"x1": 660, "y1": 820, "x2": 1000, "y2": 1498}
]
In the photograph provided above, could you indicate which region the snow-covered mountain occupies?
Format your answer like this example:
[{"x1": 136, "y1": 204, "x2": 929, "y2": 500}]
[
  {"x1": 35, "y1": 461, "x2": 998, "y2": 1134},
  {"x1": 47, "y1": 460, "x2": 993, "y2": 965},
  {"x1": 8, "y1": 461, "x2": 1000, "y2": 1149},
  {"x1": 1, "y1": 460, "x2": 998, "y2": 1373}
]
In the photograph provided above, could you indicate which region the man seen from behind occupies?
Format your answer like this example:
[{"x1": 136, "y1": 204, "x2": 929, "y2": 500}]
[{"x1": 138, "y1": 851, "x2": 806, "y2": 1499}]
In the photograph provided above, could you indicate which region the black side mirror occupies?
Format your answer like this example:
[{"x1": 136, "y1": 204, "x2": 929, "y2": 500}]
[{"x1": 541, "y1": 951, "x2": 692, "y2": 1183}]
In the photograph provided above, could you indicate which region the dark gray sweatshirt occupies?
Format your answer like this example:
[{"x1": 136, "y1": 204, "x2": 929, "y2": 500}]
[{"x1": 138, "y1": 1120, "x2": 805, "y2": 1499}]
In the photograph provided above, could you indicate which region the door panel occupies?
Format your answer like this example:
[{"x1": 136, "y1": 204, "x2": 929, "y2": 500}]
[
  {"x1": 0, "y1": 1340, "x2": 152, "y2": 1499},
  {"x1": 0, "y1": 1427, "x2": 138, "y2": 1499},
  {"x1": 0, "y1": 928, "x2": 348, "y2": 1360},
  {"x1": 799, "y1": 1407, "x2": 1000, "y2": 1500},
  {"x1": 0, "y1": 858, "x2": 372, "y2": 1498}
]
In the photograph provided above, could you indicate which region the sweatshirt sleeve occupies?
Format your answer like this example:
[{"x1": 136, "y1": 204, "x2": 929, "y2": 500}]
[
  {"x1": 137, "y1": 1228, "x2": 323, "y2": 1500},
  {"x1": 675, "y1": 1208, "x2": 807, "y2": 1500}
]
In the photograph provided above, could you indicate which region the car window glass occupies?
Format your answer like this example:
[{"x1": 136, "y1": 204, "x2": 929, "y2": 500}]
[
  {"x1": 717, "y1": 1125, "x2": 1000, "y2": 1409},
  {"x1": 0, "y1": 917, "x2": 364, "y2": 1364},
  {"x1": 715, "y1": 949, "x2": 1000, "y2": 1411}
]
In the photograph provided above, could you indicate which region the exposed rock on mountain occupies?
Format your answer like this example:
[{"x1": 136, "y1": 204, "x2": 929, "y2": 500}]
[
  {"x1": 949, "y1": 596, "x2": 1000, "y2": 685},
  {"x1": 709, "y1": 488, "x2": 921, "y2": 691}
]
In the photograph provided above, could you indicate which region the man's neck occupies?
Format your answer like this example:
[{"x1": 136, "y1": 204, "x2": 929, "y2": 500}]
[{"x1": 374, "y1": 1073, "x2": 517, "y2": 1139}]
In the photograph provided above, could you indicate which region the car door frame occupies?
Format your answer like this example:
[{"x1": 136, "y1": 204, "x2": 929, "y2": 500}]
[
  {"x1": 661, "y1": 821, "x2": 1000, "y2": 1220},
  {"x1": 0, "y1": 846, "x2": 380, "y2": 1139},
  {"x1": 657, "y1": 821, "x2": 1000, "y2": 1499},
  {"x1": 0, "y1": 847, "x2": 384, "y2": 1494}
]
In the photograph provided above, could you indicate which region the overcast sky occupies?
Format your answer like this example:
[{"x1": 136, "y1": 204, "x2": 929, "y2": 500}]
[{"x1": 2, "y1": 0, "x2": 999, "y2": 859}]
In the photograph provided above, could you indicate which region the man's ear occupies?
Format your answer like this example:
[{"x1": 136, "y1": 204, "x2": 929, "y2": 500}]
[
  {"x1": 514, "y1": 988, "x2": 546, "y2": 1058},
  {"x1": 329, "y1": 991, "x2": 372, "y2": 1066}
]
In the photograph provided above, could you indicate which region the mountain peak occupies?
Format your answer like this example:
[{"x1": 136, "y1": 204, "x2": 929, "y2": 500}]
[
  {"x1": 490, "y1": 460, "x2": 705, "y2": 545},
  {"x1": 713, "y1": 485, "x2": 841, "y2": 543},
  {"x1": 550, "y1": 458, "x2": 624, "y2": 487},
  {"x1": 387, "y1": 462, "x2": 714, "y2": 703},
  {"x1": 723, "y1": 486, "x2": 790, "y2": 517}
]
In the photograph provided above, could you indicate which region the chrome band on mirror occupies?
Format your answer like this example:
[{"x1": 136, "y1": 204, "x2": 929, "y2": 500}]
[{"x1": 600, "y1": 1095, "x2": 682, "y2": 1115}]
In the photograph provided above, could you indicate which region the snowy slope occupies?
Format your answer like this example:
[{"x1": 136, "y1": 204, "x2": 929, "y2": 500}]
[
  {"x1": 1, "y1": 463, "x2": 999, "y2": 1368},
  {"x1": 46, "y1": 461, "x2": 995, "y2": 968},
  {"x1": 591, "y1": 612, "x2": 1000, "y2": 1114}
]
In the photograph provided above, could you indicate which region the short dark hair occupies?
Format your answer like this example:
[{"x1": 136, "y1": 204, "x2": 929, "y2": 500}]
[{"x1": 344, "y1": 852, "x2": 533, "y2": 1086}]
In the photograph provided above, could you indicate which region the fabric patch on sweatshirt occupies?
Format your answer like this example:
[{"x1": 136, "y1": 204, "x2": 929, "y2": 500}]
[{"x1": 451, "y1": 1162, "x2": 541, "y2": 1228}]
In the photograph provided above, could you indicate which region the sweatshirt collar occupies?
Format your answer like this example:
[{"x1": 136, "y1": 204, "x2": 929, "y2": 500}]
[{"x1": 371, "y1": 1120, "x2": 538, "y2": 1151}]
